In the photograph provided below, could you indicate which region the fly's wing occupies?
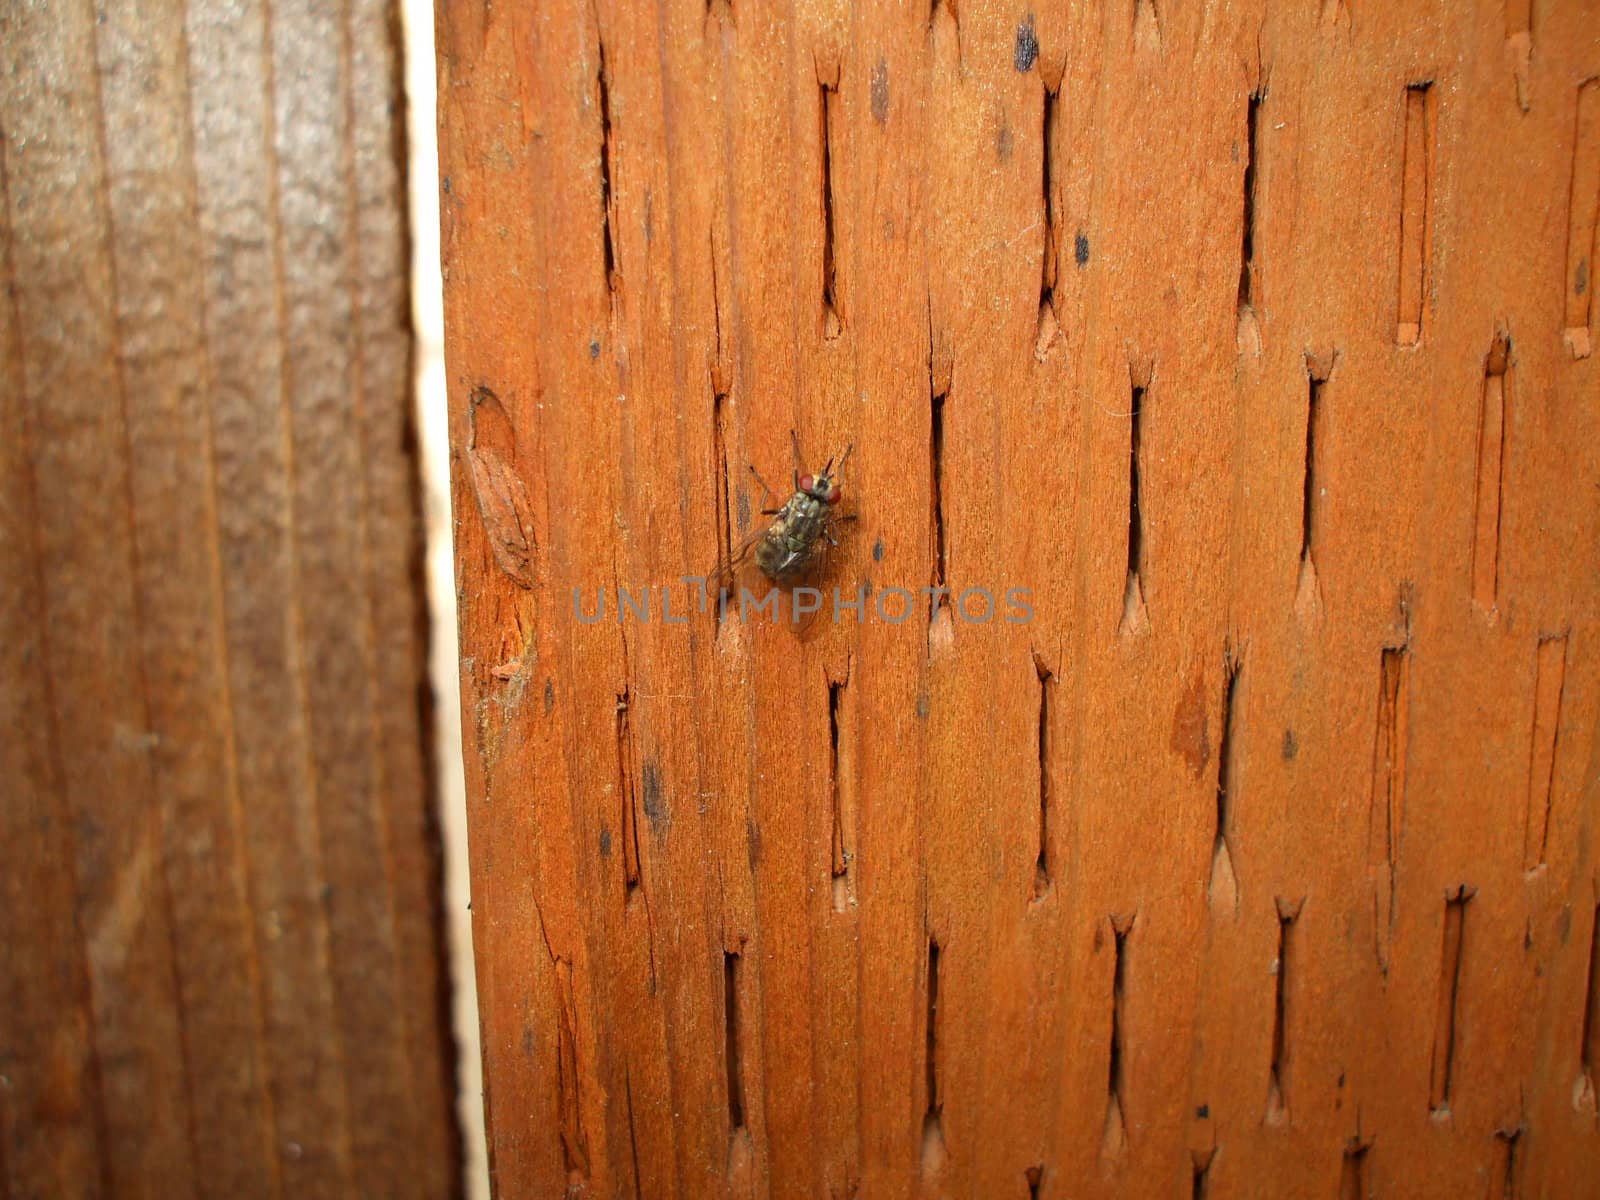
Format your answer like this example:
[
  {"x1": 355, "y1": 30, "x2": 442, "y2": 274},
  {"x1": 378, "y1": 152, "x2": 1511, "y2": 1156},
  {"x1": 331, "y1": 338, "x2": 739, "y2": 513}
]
[
  {"x1": 786, "y1": 517, "x2": 845, "y2": 638},
  {"x1": 708, "y1": 521, "x2": 769, "y2": 601}
]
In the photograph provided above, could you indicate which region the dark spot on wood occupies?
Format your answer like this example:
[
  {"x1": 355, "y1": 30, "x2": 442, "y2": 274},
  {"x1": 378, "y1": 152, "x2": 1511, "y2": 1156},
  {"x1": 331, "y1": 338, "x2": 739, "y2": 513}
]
[
  {"x1": 589, "y1": 338, "x2": 601, "y2": 359},
  {"x1": 871, "y1": 57, "x2": 890, "y2": 125},
  {"x1": 1171, "y1": 671, "x2": 1211, "y2": 777},
  {"x1": 442, "y1": 176, "x2": 451, "y2": 193},
  {"x1": 544, "y1": 678, "x2": 555, "y2": 713},
  {"x1": 1195, "y1": 1104, "x2": 1209, "y2": 1119},
  {"x1": 872, "y1": 539, "x2": 884, "y2": 562},
  {"x1": 1282, "y1": 728, "x2": 1298, "y2": 760},
  {"x1": 1014, "y1": 14, "x2": 1038, "y2": 72},
  {"x1": 915, "y1": 691, "x2": 930, "y2": 719},
  {"x1": 642, "y1": 761, "x2": 667, "y2": 831},
  {"x1": 1074, "y1": 231, "x2": 1089, "y2": 266},
  {"x1": 1578, "y1": 259, "x2": 1589, "y2": 296},
  {"x1": 746, "y1": 818, "x2": 762, "y2": 868},
  {"x1": 599, "y1": 827, "x2": 612, "y2": 857},
  {"x1": 522, "y1": 1027, "x2": 535, "y2": 1056},
  {"x1": 996, "y1": 120, "x2": 1014, "y2": 162},
  {"x1": 1559, "y1": 903, "x2": 1573, "y2": 944}
]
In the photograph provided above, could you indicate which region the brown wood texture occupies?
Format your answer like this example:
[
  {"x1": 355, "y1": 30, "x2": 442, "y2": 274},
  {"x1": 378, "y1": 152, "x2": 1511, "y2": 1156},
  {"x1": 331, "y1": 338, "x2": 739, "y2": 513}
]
[
  {"x1": 438, "y1": 2, "x2": 1600, "y2": 1197},
  {"x1": 0, "y1": 1, "x2": 459, "y2": 1196}
]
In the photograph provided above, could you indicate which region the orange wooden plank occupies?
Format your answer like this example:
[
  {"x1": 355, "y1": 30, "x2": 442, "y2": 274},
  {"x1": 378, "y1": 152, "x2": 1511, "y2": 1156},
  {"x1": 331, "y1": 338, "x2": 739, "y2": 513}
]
[{"x1": 440, "y1": 2, "x2": 1600, "y2": 1197}]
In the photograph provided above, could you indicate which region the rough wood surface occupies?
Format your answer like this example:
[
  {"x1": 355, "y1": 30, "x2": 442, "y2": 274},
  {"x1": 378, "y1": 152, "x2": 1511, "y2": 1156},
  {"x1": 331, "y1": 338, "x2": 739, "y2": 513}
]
[
  {"x1": 438, "y1": 2, "x2": 1600, "y2": 1196},
  {"x1": 0, "y1": 1, "x2": 459, "y2": 1196}
]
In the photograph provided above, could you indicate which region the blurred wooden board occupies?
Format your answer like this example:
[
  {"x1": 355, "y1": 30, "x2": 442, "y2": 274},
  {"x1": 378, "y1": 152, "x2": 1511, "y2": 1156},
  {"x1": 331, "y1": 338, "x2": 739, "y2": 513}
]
[
  {"x1": 0, "y1": 1, "x2": 458, "y2": 1195},
  {"x1": 438, "y1": 2, "x2": 1600, "y2": 1196}
]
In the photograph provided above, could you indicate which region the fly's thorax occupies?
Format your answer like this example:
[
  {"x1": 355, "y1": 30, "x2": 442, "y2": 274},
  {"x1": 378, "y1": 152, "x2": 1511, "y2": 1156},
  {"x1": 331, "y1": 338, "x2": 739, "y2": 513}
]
[{"x1": 755, "y1": 491, "x2": 828, "y2": 581}]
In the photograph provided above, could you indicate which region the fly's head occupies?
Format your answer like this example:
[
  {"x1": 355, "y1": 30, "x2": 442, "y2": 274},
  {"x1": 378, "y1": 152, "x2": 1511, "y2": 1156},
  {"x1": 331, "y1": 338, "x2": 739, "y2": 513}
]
[{"x1": 800, "y1": 443, "x2": 853, "y2": 508}]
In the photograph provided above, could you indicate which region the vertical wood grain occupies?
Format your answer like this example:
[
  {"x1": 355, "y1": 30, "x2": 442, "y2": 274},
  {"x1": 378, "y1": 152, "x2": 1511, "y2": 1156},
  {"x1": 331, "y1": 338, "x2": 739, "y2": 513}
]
[{"x1": 0, "y1": 1, "x2": 460, "y2": 1195}]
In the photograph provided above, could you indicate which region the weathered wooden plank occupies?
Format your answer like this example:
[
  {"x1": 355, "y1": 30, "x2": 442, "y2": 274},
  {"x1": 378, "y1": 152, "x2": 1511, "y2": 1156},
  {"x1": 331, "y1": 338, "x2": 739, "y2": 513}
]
[
  {"x1": 0, "y1": 89, "x2": 107, "y2": 1200},
  {"x1": 0, "y1": 0, "x2": 460, "y2": 1194},
  {"x1": 182, "y1": 0, "x2": 360, "y2": 1191},
  {"x1": 266, "y1": 0, "x2": 430, "y2": 1192},
  {"x1": 0, "y1": 3, "x2": 197, "y2": 1190},
  {"x1": 91, "y1": 0, "x2": 280, "y2": 1191}
]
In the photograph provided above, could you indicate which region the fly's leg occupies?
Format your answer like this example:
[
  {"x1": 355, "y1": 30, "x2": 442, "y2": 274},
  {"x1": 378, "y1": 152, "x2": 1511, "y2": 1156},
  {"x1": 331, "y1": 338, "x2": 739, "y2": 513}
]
[
  {"x1": 791, "y1": 428, "x2": 804, "y2": 490},
  {"x1": 747, "y1": 463, "x2": 781, "y2": 515},
  {"x1": 824, "y1": 512, "x2": 858, "y2": 546}
]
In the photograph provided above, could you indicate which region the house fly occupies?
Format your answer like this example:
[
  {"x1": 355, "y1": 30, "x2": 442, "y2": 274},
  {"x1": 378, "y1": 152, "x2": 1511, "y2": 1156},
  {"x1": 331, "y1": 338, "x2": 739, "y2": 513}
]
[{"x1": 714, "y1": 435, "x2": 855, "y2": 595}]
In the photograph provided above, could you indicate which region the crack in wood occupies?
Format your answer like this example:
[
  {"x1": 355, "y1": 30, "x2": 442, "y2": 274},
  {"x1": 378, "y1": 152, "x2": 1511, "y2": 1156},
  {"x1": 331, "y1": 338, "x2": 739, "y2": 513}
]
[
  {"x1": 1238, "y1": 89, "x2": 1263, "y2": 314},
  {"x1": 818, "y1": 67, "x2": 841, "y2": 338},
  {"x1": 553, "y1": 956, "x2": 590, "y2": 1183},
  {"x1": 1523, "y1": 633, "x2": 1567, "y2": 870},
  {"x1": 1492, "y1": 1125, "x2": 1523, "y2": 1199},
  {"x1": 828, "y1": 659, "x2": 856, "y2": 912},
  {"x1": 1300, "y1": 363, "x2": 1327, "y2": 571},
  {"x1": 1032, "y1": 651, "x2": 1055, "y2": 900},
  {"x1": 723, "y1": 948, "x2": 746, "y2": 1132},
  {"x1": 1579, "y1": 900, "x2": 1600, "y2": 1107},
  {"x1": 616, "y1": 685, "x2": 643, "y2": 896},
  {"x1": 1369, "y1": 637, "x2": 1409, "y2": 975},
  {"x1": 1035, "y1": 78, "x2": 1062, "y2": 360},
  {"x1": 1564, "y1": 79, "x2": 1599, "y2": 357},
  {"x1": 595, "y1": 28, "x2": 618, "y2": 298},
  {"x1": 1339, "y1": 1137, "x2": 1371, "y2": 1200},
  {"x1": 1266, "y1": 896, "x2": 1305, "y2": 1125},
  {"x1": 1429, "y1": 884, "x2": 1475, "y2": 1114},
  {"x1": 1103, "y1": 914, "x2": 1134, "y2": 1160},
  {"x1": 1209, "y1": 647, "x2": 1242, "y2": 913},
  {"x1": 1120, "y1": 376, "x2": 1149, "y2": 636},
  {"x1": 1471, "y1": 332, "x2": 1511, "y2": 611},
  {"x1": 1397, "y1": 82, "x2": 1435, "y2": 346},
  {"x1": 920, "y1": 935, "x2": 945, "y2": 1174}
]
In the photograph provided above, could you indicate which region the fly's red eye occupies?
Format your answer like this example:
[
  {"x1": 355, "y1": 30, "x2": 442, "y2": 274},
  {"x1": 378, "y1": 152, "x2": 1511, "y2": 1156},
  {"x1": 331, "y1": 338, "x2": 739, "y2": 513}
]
[
  {"x1": 826, "y1": 484, "x2": 842, "y2": 504},
  {"x1": 799, "y1": 474, "x2": 815, "y2": 492}
]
